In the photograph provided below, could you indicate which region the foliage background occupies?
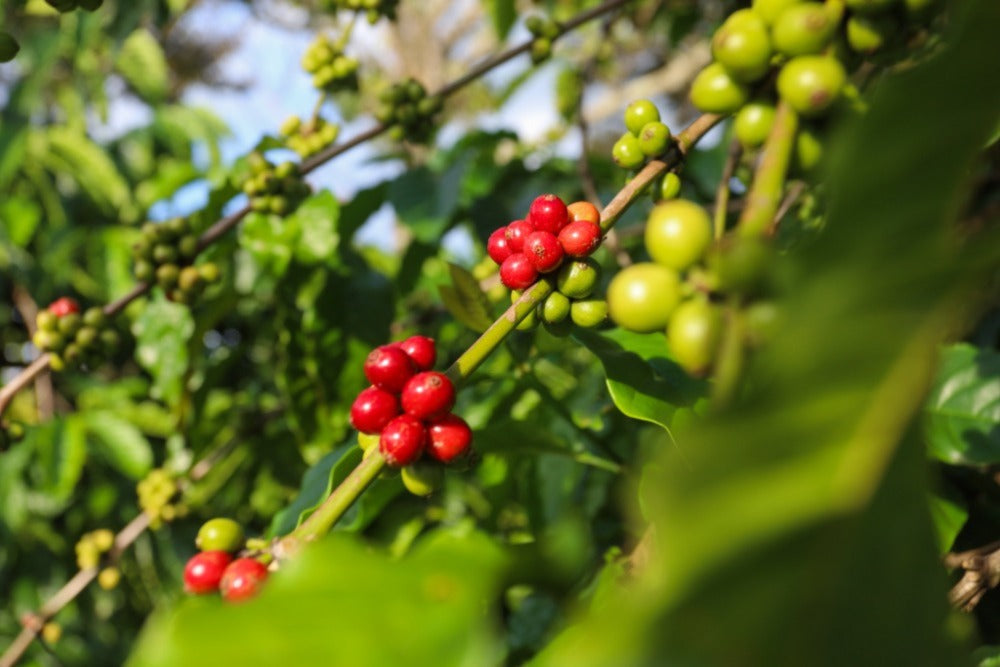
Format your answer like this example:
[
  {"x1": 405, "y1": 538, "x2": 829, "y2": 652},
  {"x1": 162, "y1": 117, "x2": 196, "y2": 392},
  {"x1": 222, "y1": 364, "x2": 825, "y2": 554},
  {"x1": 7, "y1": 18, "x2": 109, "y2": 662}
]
[{"x1": 0, "y1": 0, "x2": 998, "y2": 666}]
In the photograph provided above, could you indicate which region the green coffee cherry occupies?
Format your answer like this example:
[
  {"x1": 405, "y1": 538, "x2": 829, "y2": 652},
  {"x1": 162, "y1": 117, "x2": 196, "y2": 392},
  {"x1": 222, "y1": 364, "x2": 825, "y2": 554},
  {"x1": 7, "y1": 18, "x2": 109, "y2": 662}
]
[
  {"x1": 667, "y1": 298, "x2": 724, "y2": 376},
  {"x1": 658, "y1": 172, "x2": 682, "y2": 201},
  {"x1": 752, "y1": 0, "x2": 804, "y2": 24},
  {"x1": 541, "y1": 291, "x2": 572, "y2": 323},
  {"x1": 623, "y1": 100, "x2": 660, "y2": 136},
  {"x1": 744, "y1": 301, "x2": 782, "y2": 346},
  {"x1": 771, "y1": 3, "x2": 838, "y2": 56},
  {"x1": 401, "y1": 462, "x2": 443, "y2": 497},
  {"x1": 711, "y1": 9, "x2": 772, "y2": 82},
  {"x1": 82, "y1": 307, "x2": 106, "y2": 328},
  {"x1": 57, "y1": 313, "x2": 81, "y2": 337},
  {"x1": 644, "y1": 199, "x2": 712, "y2": 272},
  {"x1": 36, "y1": 310, "x2": 58, "y2": 333},
  {"x1": 196, "y1": 518, "x2": 245, "y2": 553},
  {"x1": 556, "y1": 258, "x2": 601, "y2": 299},
  {"x1": 690, "y1": 63, "x2": 750, "y2": 115},
  {"x1": 734, "y1": 101, "x2": 776, "y2": 148},
  {"x1": 607, "y1": 263, "x2": 682, "y2": 333},
  {"x1": 358, "y1": 432, "x2": 381, "y2": 452},
  {"x1": 795, "y1": 125, "x2": 824, "y2": 172},
  {"x1": 846, "y1": 15, "x2": 895, "y2": 54},
  {"x1": 612, "y1": 133, "x2": 645, "y2": 169},
  {"x1": 637, "y1": 122, "x2": 671, "y2": 158},
  {"x1": 570, "y1": 299, "x2": 608, "y2": 328},
  {"x1": 777, "y1": 56, "x2": 846, "y2": 116}
]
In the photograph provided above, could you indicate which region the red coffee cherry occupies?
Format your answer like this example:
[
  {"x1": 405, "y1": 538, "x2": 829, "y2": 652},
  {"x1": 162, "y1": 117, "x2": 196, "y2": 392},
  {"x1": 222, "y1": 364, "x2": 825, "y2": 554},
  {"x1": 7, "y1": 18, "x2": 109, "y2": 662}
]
[
  {"x1": 567, "y1": 201, "x2": 600, "y2": 225},
  {"x1": 219, "y1": 557, "x2": 269, "y2": 603},
  {"x1": 426, "y1": 414, "x2": 472, "y2": 463},
  {"x1": 558, "y1": 221, "x2": 602, "y2": 257},
  {"x1": 48, "y1": 297, "x2": 80, "y2": 317},
  {"x1": 397, "y1": 335, "x2": 436, "y2": 371},
  {"x1": 487, "y1": 228, "x2": 512, "y2": 264},
  {"x1": 401, "y1": 371, "x2": 455, "y2": 420},
  {"x1": 350, "y1": 386, "x2": 400, "y2": 434},
  {"x1": 527, "y1": 194, "x2": 569, "y2": 234},
  {"x1": 524, "y1": 231, "x2": 564, "y2": 273},
  {"x1": 183, "y1": 551, "x2": 233, "y2": 595},
  {"x1": 504, "y1": 219, "x2": 535, "y2": 252},
  {"x1": 499, "y1": 253, "x2": 538, "y2": 290},
  {"x1": 379, "y1": 415, "x2": 427, "y2": 467},
  {"x1": 363, "y1": 345, "x2": 415, "y2": 393}
]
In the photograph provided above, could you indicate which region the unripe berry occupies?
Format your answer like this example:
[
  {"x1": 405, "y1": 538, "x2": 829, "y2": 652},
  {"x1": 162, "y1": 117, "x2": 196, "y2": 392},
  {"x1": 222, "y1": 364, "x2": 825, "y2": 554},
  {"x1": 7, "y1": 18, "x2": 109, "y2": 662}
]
[
  {"x1": 524, "y1": 231, "x2": 565, "y2": 273},
  {"x1": 379, "y1": 415, "x2": 427, "y2": 467},
  {"x1": 555, "y1": 257, "x2": 601, "y2": 299},
  {"x1": 667, "y1": 298, "x2": 724, "y2": 376},
  {"x1": 401, "y1": 372, "x2": 455, "y2": 420},
  {"x1": 623, "y1": 100, "x2": 660, "y2": 136},
  {"x1": 566, "y1": 201, "x2": 600, "y2": 225},
  {"x1": 607, "y1": 263, "x2": 682, "y2": 333},
  {"x1": 527, "y1": 194, "x2": 569, "y2": 234},
  {"x1": 711, "y1": 9, "x2": 772, "y2": 82},
  {"x1": 734, "y1": 101, "x2": 777, "y2": 148},
  {"x1": 690, "y1": 63, "x2": 750, "y2": 114},
  {"x1": 771, "y1": 3, "x2": 838, "y2": 56},
  {"x1": 644, "y1": 200, "x2": 713, "y2": 271},
  {"x1": 541, "y1": 291, "x2": 572, "y2": 323},
  {"x1": 426, "y1": 414, "x2": 473, "y2": 463},
  {"x1": 500, "y1": 253, "x2": 538, "y2": 290},
  {"x1": 752, "y1": 0, "x2": 804, "y2": 24},
  {"x1": 777, "y1": 56, "x2": 846, "y2": 116},
  {"x1": 364, "y1": 345, "x2": 416, "y2": 393},
  {"x1": 397, "y1": 335, "x2": 437, "y2": 371},
  {"x1": 570, "y1": 299, "x2": 608, "y2": 328},
  {"x1": 350, "y1": 386, "x2": 400, "y2": 434},
  {"x1": 612, "y1": 133, "x2": 645, "y2": 169},
  {"x1": 196, "y1": 518, "x2": 245, "y2": 553},
  {"x1": 637, "y1": 121, "x2": 671, "y2": 157},
  {"x1": 184, "y1": 551, "x2": 233, "y2": 594},
  {"x1": 658, "y1": 172, "x2": 682, "y2": 200},
  {"x1": 401, "y1": 461, "x2": 443, "y2": 496},
  {"x1": 220, "y1": 558, "x2": 269, "y2": 603}
]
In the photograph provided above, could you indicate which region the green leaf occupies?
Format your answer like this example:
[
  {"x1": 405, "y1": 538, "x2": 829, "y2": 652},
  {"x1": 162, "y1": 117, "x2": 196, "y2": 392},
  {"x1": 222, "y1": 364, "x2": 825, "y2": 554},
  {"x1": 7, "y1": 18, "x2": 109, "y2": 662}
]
[
  {"x1": 84, "y1": 411, "x2": 154, "y2": 479},
  {"x1": 27, "y1": 416, "x2": 88, "y2": 508},
  {"x1": 927, "y1": 480, "x2": 967, "y2": 554},
  {"x1": 924, "y1": 343, "x2": 1000, "y2": 465},
  {"x1": 132, "y1": 298, "x2": 194, "y2": 407},
  {"x1": 487, "y1": 0, "x2": 516, "y2": 39},
  {"x1": 127, "y1": 530, "x2": 507, "y2": 667},
  {"x1": 389, "y1": 167, "x2": 457, "y2": 243},
  {"x1": 439, "y1": 262, "x2": 493, "y2": 333},
  {"x1": 117, "y1": 28, "x2": 168, "y2": 103},
  {"x1": 268, "y1": 444, "x2": 359, "y2": 537},
  {"x1": 0, "y1": 196, "x2": 41, "y2": 246},
  {"x1": 41, "y1": 126, "x2": 134, "y2": 217},
  {"x1": 339, "y1": 182, "x2": 387, "y2": 239},
  {"x1": 289, "y1": 190, "x2": 341, "y2": 265},
  {"x1": 573, "y1": 328, "x2": 705, "y2": 433},
  {"x1": 238, "y1": 212, "x2": 298, "y2": 277},
  {"x1": 535, "y1": 2, "x2": 1000, "y2": 664}
]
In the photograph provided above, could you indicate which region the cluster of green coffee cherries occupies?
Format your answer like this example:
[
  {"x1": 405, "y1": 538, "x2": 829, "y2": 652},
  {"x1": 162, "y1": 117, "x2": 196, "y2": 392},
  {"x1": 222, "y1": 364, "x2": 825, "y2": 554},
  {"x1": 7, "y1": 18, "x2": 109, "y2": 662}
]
[
  {"x1": 320, "y1": 0, "x2": 400, "y2": 23},
  {"x1": 44, "y1": 0, "x2": 103, "y2": 12},
  {"x1": 137, "y1": 468, "x2": 188, "y2": 530},
  {"x1": 280, "y1": 115, "x2": 340, "y2": 158},
  {"x1": 691, "y1": 0, "x2": 936, "y2": 161},
  {"x1": 374, "y1": 78, "x2": 443, "y2": 143},
  {"x1": 607, "y1": 199, "x2": 778, "y2": 377},
  {"x1": 525, "y1": 14, "x2": 561, "y2": 63},
  {"x1": 517, "y1": 259, "x2": 610, "y2": 335},
  {"x1": 243, "y1": 152, "x2": 312, "y2": 215},
  {"x1": 610, "y1": 101, "x2": 685, "y2": 204},
  {"x1": 75, "y1": 529, "x2": 122, "y2": 590},
  {"x1": 133, "y1": 218, "x2": 221, "y2": 304},
  {"x1": 33, "y1": 298, "x2": 120, "y2": 372},
  {"x1": 301, "y1": 34, "x2": 359, "y2": 94}
]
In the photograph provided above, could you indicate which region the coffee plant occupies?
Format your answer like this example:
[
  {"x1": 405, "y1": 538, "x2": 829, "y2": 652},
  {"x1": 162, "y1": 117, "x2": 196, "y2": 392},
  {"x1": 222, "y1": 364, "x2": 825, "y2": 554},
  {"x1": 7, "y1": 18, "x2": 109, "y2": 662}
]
[{"x1": 0, "y1": 0, "x2": 998, "y2": 665}]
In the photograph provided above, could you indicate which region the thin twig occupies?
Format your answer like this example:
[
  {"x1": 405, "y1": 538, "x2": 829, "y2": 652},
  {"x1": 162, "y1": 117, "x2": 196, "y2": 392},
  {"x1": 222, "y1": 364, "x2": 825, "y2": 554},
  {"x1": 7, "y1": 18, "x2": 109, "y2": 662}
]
[
  {"x1": 10, "y1": 286, "x2": 53, "y2": 420},
  {"x1": 713, "y1": 139, "x2": 743, "y2": 240},
  {"x1": 768, "y1": 180, "x2": 806, "y2": 236}
]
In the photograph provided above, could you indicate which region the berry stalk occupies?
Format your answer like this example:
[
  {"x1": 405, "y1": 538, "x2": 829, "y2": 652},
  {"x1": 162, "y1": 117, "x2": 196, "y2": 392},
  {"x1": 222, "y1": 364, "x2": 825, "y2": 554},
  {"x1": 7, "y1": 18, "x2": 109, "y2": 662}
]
[{"x1": 737, "y1": 100, "x2": 799, "y2": 237}]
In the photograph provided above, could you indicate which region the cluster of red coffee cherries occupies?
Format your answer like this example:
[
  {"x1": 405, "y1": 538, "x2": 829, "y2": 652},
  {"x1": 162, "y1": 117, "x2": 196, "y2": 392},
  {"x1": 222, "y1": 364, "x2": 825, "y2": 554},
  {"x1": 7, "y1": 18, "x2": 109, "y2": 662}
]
[
  {"x1": 487, "y1": 194, "x2": 603, "y2": 290},
  {"x1": 182, "y1": 518, "x2": 268, "y2": 603},
  {"x1": 350, "y1": 336, "x2": 472, "y2": 467}
]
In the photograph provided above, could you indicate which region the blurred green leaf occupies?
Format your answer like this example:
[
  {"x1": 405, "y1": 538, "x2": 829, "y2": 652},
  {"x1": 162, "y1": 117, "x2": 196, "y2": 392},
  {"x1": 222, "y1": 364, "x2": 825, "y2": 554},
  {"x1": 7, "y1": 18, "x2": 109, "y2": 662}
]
[
  {"x1": 487, "y1": 0, "x2": 516, "y2": 39},
  {"x1": 927, "y1": 481, "x2": 967, "y2": 554},
  {"x1": 389, "y1": 167, "x2": 456, "y2": 243},
  {"x1": 268, "y1": 444, "x2": 359, "y2": 537},
  {"x1": 41, "y1": 126, "x2": 134, "y2": 217},
  {"x1": 132, "y1": 298, "x2": 194, "y2": 406},
  {"x1": 127, "y1": 530, "x2": 507, "y2": 667},
  {"x1": 117, "y1": 28, "x2": 168, "y2": 103},
  {"x1": 239, "y1": 212, "x2": 298, "y2": 277},
  {"x1": 925, "y1": 343, "x2": 1000, "y2": 465},
  {"x1": 439, "y1": 262, "x2": 493, "y2": 333},
  {"x1": 290, "y1": 190, "x2": 340, "y2": 265},
  {"x1": 84, "y1": 411, "x2": 154, "y2": 479}
]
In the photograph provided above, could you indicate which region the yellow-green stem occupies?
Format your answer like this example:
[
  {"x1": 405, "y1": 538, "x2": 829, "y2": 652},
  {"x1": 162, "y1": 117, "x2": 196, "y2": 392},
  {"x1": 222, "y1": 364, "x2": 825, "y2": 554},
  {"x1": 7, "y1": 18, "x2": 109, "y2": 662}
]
[{"x1": 738, "y1": 100, "x2": 799, "y2": 237}]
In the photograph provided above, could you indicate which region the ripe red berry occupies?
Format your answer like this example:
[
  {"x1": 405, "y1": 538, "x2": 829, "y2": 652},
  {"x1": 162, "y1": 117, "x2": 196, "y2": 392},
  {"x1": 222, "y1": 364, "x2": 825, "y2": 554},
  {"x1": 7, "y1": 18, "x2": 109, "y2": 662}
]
[
  {"x1": 183, "y1": 551, "x2": 233, "y2": 595},
  {"x1": 350, "y1": 386, "x2": 400, "y2": 434},
  {"x1": 567, "y1": 201, "x2": 600, "y2": 225},
  {"x1": 499, "y1": 253, "x2": 538, "y2": 290},
  {"x1": 527, "y1": 194, "x2": 569, "y2": 234},
  {"x1": 379, "y1": 415, "x2": 427, "y2": 467},
  {"x1": 558, "y1": 221, "x2": 602, "y2": 257},
  {"x1": 398, "y1": 335, "x2": 436, "y2": 371},
  {"x1": 487, "y1": 228, "x2": 512, "y2": 264},
  {"x1": 401, "y1": 371, "x2": 456, "y2": 420},
  {"x1": 48, "y1": 297, "x2": 79, "y2": 318},
  {"x1": 219, "y1": 557, "x2": 269, "y2": 603},
  {"x1": 524, "y1": 231, "x2": 564, "y2": 273},
  {"x1": 363, "y1": 345, "x2": 415, "y2": 392},
  {"x1": 504, "y1": 219, "x2": 535, "y2": 252},
  {"x1": 426, "y1": 414, "x2": 473, "y2": 463}
]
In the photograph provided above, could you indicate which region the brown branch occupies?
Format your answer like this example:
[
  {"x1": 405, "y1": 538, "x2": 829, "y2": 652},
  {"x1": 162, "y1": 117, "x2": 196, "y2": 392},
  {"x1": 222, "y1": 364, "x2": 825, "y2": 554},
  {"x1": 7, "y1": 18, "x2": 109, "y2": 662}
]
[
  {"x1": 946, "y1": 541, "x2": 1000, "y2": 612},
  {"x1": 713, "y1": 139, "x2": 743, "y2": 240},
  {"x1": 768, "y1": 180, "x2": 807, "y2": 237},
  {"x1": 10, "y1": 287, "x2": 54, "y2": 420}
]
